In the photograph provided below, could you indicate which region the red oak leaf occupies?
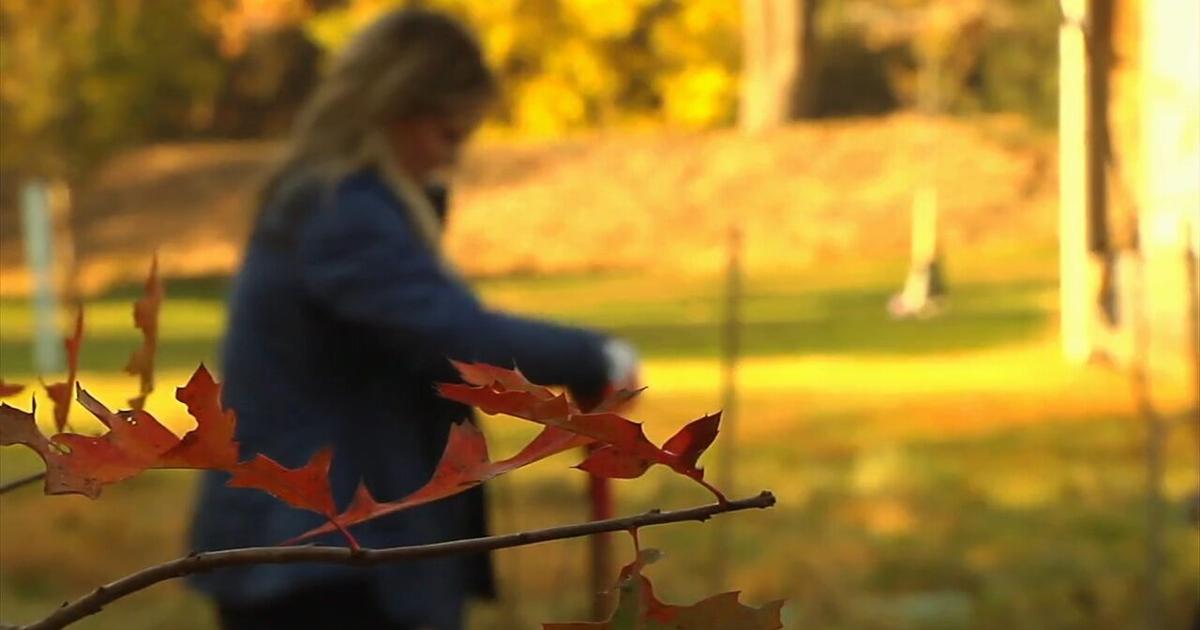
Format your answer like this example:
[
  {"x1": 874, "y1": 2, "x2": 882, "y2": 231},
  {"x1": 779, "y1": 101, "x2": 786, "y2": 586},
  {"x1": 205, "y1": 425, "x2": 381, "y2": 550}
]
[
  {"x1": 575, "y1": 410, "x2": 722, "y2": 480},
  {"x1": 227, "y1": 448, "x2": 337, "y2": 517},
  {"x1": 0, "y1": 403, "x2": 104, "y2": 497},
  {"x1": 159, "y1": 365, "x2": 239, "y2": 469},
  {"x1": 544, "y1": 551, "x2": 784, "y2": 630},
  {"x1": 575, "y1": 413, "x2": 721, "y2": 496},
  {"x1": 44, "y1": 309, "x2": 83, "y2": 432},
  {"x1": 125, "y1": 257, "x2": 164, "y2": 410},
  {"x1": 573, "y1": 444, "x2": 653, "y2": 479},
  {"x1": 438, "y1": 365, "x2": 649, "y2": 450},
  {"x1": 441, "y1": 364, "x2": 721, "y2": 490},
  {"x1": 0, "y1": 366, "x2": 242, "y2": 499},
  {"x1": 439, "y1": 362, "x2": 724, "y2": 499},
  {"x1": 573, "y1": 410, "x2": 720, "y2": 480},
  {"x1": 443, "y1": 361, "x2": 645, "y2": 417},
  {"x1": 450, "y1": 360, "x2": 556, "y2": 395},
  {"x1": 0, "y1": 402, "x2": 73, "y2": 493},
  {"x1": 53, "y1": 383, "x2": 179, "y2": 495},
  {"x1": 3, "y1": 363, "x2": 363, "y2": 547},
  {"x1": 291, "y1": 421, "x2": 590, "y2": 543},
  {"x1": 72, "y1": 384, "x2": 180, "y2": 465},
  {"x1": 0, "y1": 392, "x2": 181, "y2": 499},
  {"x1": 660, "y1": 412, "x2": 721, "y2": 474},
  {"x1": 0, "y1": 380, "x2": 24, "y2": 398},
  {"x1": 436, "y1": 382, "x2": 574, "y2": 422}
]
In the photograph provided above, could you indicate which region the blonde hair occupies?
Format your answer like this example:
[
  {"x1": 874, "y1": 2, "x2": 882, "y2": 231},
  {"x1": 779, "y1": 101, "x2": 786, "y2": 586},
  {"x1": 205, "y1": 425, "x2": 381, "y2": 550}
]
[{"x1": 263, "y1": 8, "x2": 496, "y2": 250}]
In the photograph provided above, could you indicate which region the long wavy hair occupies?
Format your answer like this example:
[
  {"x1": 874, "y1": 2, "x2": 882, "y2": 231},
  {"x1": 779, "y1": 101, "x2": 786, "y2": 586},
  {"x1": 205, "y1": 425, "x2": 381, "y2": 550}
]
[{"x1": 262, "y1": 8, "x2": 496, "y2": 250}]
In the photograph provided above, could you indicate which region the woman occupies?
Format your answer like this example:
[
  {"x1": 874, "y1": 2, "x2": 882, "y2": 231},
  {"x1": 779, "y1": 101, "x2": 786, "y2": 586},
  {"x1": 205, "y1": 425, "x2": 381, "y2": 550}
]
[{"x1": 187, "y1": 9, "x2": 636, "y2": 630}]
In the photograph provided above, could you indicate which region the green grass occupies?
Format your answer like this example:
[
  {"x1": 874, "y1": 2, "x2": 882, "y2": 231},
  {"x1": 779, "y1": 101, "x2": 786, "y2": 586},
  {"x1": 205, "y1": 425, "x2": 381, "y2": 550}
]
[
  {"x1": 0, "y1": 255, "x2": 1053, "y2": 375},
  {"x1": 2, "y1": 247, "x2": 1198, "y2": 629}
]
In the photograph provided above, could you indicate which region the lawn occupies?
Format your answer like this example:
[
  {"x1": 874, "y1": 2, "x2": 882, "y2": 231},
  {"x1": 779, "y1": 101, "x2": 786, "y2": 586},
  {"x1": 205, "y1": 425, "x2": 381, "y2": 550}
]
[{"x1": 1, "y1": 246, "x2": 1197, "y2": 629}]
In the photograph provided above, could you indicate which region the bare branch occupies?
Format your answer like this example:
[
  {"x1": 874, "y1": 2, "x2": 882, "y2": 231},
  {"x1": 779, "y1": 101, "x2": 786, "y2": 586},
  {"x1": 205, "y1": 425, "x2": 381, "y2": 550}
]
[
  {"x1": 18, "y1": 491, "x2": 776, "y2": 630},
  {"x1": 0, "y1": 472, "x2": 45, "y2": 495}
]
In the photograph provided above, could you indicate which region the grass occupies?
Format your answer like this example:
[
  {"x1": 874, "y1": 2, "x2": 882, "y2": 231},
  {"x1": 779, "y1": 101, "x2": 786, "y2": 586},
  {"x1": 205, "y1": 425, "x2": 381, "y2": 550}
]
[
  {"x1": 1, "y1": 246, "x2": 1198, "y2": 629},
  {"x1": 0, "y1": 248, "x2": 1054, "y2": 373}
]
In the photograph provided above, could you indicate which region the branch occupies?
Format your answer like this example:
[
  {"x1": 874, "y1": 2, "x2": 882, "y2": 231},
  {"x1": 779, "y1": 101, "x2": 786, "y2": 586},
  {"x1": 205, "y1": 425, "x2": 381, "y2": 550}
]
[
  {"x1": 19, "y1": 491, "x2": 776, "y2": 630},
  {"x1": 0, "y1": 472, "x2": 45, "y2": 495}
]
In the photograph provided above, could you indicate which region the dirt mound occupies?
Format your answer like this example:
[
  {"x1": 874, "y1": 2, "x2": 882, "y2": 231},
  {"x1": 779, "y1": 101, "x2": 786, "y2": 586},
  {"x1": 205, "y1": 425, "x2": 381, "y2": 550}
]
[{"x1": 0, "y1": 114, "x2": 1054, "y2": 295}]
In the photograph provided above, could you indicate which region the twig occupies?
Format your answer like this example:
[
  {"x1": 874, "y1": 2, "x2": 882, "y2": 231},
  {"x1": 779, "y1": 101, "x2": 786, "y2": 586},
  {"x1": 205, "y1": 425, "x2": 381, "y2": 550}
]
[
  {"x1": 0, "y1": 472, "x2": 45, "y2": 495},
  {"x1": 18, "y1": 491, "x2": 776, "y2": 630}
]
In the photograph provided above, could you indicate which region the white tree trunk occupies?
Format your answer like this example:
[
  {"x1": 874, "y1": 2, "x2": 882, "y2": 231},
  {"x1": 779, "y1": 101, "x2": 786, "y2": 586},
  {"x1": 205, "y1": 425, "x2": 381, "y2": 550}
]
[{"x1": 738, "y1": 0, "x2": 816, "y2": 133}]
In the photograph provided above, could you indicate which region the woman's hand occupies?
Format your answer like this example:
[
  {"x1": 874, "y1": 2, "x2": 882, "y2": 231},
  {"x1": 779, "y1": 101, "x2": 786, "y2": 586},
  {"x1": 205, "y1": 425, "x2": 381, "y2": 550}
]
[{"x1": 602, "y1": 338, "x2": 640, "y2": 389}]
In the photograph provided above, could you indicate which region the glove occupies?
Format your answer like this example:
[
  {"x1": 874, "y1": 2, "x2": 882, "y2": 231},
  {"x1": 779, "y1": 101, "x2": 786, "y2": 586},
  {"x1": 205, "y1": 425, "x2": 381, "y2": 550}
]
[
  {"x1": 598, "y1": 338, "x2": 641, "y2": 414},
  {"x1": 602, "y1": 338, "x2": 640, "y2": 390},
  {"x1": 574, "y1": 338, "x2": 641, "y2": 413}
]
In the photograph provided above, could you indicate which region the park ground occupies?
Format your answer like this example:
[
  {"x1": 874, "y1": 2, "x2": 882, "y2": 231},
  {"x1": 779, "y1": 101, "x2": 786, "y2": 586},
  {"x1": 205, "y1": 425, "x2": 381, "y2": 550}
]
[{"x1": 0, "y1": 118, "x2": 1197, "y2": 629}]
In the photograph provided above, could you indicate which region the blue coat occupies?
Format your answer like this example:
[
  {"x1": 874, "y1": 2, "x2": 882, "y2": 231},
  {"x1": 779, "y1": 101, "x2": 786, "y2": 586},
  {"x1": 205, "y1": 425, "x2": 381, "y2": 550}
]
[{"x1": 187, "y1": 167, "x2": 611, "y2": 628}]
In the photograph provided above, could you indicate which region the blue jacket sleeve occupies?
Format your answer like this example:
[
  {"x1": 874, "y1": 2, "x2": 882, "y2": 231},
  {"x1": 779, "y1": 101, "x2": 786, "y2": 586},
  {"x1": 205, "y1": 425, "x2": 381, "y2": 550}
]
[{"x1": 296, "y1": 180, "x2": 610, "y2": 394}]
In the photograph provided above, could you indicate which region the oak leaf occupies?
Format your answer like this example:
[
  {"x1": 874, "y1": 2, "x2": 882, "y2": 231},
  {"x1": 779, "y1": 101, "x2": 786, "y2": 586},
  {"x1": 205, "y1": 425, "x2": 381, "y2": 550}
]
[
  {"x1": 227, "y1": 449, "x2": 337, "y2": 517},
  {"x1": 125, "y1": 256, "x2": 164, "y2": 410},
  {"x1": 438, "y1": 362, "x2": 721, "y2": 498},
  {"x1": 44, "y1": 309, "x2": 83, "y2": 432},
  {"x1": 159, "y1": 365, "x2": 239, "y2": 469},
  {"x1": 544, "y1": 550, "x2": 784, "y2": 630},
  {"x1": 0, "y1": 380, "x2": 23, "y2": 398},
  {"x1": 291, "y1": 420, "x2": 589, "y2": 542},
  {"x1": 0, "y1": 396, "x2": 174, "y2": 498}
]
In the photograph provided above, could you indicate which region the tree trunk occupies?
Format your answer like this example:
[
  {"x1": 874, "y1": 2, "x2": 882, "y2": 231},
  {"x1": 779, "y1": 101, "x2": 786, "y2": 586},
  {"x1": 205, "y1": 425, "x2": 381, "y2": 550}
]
[{"x1": 738, "y1": 0, "x2": 818, "y2": 133}]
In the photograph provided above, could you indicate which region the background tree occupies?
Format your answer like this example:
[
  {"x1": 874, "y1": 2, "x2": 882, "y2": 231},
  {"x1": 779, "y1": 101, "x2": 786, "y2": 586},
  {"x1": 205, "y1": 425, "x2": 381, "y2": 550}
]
[
  {"x1": 306, "y1": 0, "x2": 742, "y2": 134},
  {"x1": 0, "y1": 0, "x2": 224, "y2": 183},
  {"x1": 737, "y1": 0, "x2": 819, "y2": 133}
]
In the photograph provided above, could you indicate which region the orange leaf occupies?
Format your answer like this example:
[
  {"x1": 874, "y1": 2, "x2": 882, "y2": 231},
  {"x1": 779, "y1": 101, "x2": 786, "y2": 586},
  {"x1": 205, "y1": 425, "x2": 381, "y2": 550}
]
[
  {"x1": 1, "y1": 365, "x2": 245, "y2": 499},
  {"x1": 291, "y1": 421, "x2": 589, "y2": 543},
  {"x1": 0, "y1": 389, "x2": 182, "y2": 498},
  {"x1": 159, "y1": 365, "x2": 239, "y2": 469},
  {"x1": 73, "y1": 384, "x2": 179, "y2": 464},
  {"x1": 124, "y1": 257, "x2": 163, "y2": 410},
  {"x1": 439, "y1": 363, "x2": 724, "y2": 497},
  {"x1": 574, "y1": 445, "x2": 652, "y2": 479},
  {"x1": 0, "y1": 380, "x2": 24, "y2": 398},
  {"x1": 450, "y1": 360, "x2": 557, "y2": 397},
  {"x1": 435, "y1": 383, "x2": 574, "y2": 422},
  {"x1": 0, "y1": 402, "x2": 60, "y2": 491},
  {"x1": 44, "y1": 309, "x2": 83, "y2": 432},
  {"x1": 544, "y1": 552, "x2": 784, "y2": 630},
  {"x1": 660, "y1": 413, "x2": 721, "y2": 473},
  {"x1": 227, "y1": 448, "x2": 337, "y2": 517}
]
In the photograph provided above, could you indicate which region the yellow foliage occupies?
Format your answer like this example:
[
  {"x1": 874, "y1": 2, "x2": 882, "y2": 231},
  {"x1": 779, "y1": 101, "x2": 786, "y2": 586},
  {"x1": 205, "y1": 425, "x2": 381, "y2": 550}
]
[
  {"x1": 304, "y1": 0, "x2": 393, "y2": 53},
  {"x1": 560, "y1": 0, "x2": 644, "y2": 39},
  {"x1": 660, "y1": 64, "x2": 737, "y2": 127},
  {"x1": 546, "y1": 39, "x2": 620, "y2": 102},
  {"x1": 514, "y1": 75, "x2": 589, "y2": 135},
  {"x1": 304, "y1": 0, "x2": 743, "y2": 134},
  {"x1": 679, "y1": 1, "x2": 741, "y2": 44},
  {"x1": 479, "y1": 18, "x2": 518, "y2": 62}
]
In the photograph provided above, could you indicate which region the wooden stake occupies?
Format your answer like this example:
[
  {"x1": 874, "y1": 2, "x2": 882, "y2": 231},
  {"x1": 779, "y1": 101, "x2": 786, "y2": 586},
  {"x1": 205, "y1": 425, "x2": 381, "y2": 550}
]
[{"x1": 712, "y1": 225, "x2": 743, "y2": 591}]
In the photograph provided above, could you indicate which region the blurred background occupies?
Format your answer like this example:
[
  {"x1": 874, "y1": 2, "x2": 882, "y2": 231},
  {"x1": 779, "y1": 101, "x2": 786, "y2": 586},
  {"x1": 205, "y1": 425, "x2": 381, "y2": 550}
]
[{"x1": 0, "y1": 0, "x2": 1197, "y2": 628}]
